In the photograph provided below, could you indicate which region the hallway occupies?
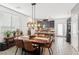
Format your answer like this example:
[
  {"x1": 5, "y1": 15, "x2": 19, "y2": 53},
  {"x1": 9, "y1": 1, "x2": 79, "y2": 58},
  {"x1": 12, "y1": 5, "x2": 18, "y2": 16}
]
[
  {"x1": 0, "y1": 37, "x2": 78, "y2": 55},
  {"x1": 52, "y1": 37, "x2": 78, "y2": 55},
  {"x1": 43, "y1": 37, "x2": 78, "y2": 55}
]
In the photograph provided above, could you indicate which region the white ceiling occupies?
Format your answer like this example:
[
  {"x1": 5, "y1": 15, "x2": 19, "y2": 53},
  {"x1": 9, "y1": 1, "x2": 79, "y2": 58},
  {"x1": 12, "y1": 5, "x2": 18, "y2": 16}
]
[{"x1": 0, "y1": 3, "x2": 76, "y2": 19}]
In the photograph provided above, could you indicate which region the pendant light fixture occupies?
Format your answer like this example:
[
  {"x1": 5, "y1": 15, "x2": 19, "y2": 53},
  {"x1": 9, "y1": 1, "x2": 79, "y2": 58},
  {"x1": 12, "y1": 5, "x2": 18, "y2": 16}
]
[{"x1": 27, "y1": 3, "x2": 37, "y2": 28}]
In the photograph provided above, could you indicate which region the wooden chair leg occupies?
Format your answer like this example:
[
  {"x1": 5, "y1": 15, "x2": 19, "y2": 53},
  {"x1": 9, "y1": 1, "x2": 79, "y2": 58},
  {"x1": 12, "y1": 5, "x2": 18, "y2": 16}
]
[
  {"x1": 48, "y1": 48, "x2": 51, "y2": 55},
  {"x1": 43, "y1": 48, "x2": 45, "y2": 55},
  {"x1": 50, "y1": 48, "x2": 53, "y2": 55},
  {"x1": 15, "y1": 48, "x2": 18, "y2": 55},
  {"x1": 22, "y1": 48, "x2": 26, "y2": 55},
  {"x1": 41, "y1": 47, "x2": 43, "y2": 55},
  {"x1": 22, "y1": 49, "x2": 26, "y2": 55},
  {"x1": 21, "y1": 48, "x2": 24, "y2": 55},
  {"x1": 24, "y1": 50, "x2": 28, "y2": 55}
]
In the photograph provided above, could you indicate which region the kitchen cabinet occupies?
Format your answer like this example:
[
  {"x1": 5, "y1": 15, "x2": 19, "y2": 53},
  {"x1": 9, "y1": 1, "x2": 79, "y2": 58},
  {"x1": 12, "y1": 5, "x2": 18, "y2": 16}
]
[{"x1": 66, "y1": 18, "x2": 71, "y2": 43}]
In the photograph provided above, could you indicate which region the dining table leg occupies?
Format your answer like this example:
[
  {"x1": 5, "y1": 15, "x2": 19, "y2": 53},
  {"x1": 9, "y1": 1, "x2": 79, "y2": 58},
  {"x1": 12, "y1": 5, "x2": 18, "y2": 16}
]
[{"x1": 38, "y1": 45, "x2": 41, "y2": 55}]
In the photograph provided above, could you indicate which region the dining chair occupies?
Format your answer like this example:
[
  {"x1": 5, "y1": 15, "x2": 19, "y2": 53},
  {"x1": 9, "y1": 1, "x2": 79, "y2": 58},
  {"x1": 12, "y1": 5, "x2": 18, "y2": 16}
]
[
  {"x1": 14, "y1": 39, "x2": 24, "y2": 55},
  {"x1": 41, "y1": 36, "x2": 53, "y2": 55},
  {"x1": 23, "y1": 40, "x2": 39, "y2": 55}
]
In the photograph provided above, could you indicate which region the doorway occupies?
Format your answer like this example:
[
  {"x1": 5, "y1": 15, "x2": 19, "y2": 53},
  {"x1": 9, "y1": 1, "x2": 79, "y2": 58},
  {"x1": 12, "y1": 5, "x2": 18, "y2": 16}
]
[{"x1": 57, "y1": 24, "x2": 64, "y2": 36}]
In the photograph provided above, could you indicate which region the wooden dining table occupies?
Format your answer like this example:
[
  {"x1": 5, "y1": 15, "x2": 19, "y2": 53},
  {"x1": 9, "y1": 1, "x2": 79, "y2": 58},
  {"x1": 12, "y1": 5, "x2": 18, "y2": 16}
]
[
  {"x1": 15, "y1": 36, "x2": 50, "y2": 44},
  {"x1": 35, "y1": 31, "x2": 55, "y2": 41},
  {"x1": 35, "y1": 31, "x2": 55, "y2": 36},
  {"x1": 14, "y1": 35, "x2": 50, "y2": 54}
]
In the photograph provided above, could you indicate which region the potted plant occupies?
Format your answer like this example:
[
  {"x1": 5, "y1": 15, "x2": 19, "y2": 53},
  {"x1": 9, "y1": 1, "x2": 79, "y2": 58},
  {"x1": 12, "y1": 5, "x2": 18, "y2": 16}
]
[{"x1": 4, "y1": 31, "x2": 12, "y2": 37}]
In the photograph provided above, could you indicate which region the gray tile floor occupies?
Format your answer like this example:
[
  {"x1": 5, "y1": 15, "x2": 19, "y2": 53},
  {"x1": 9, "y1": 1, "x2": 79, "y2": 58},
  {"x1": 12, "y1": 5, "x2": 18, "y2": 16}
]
[{"x1": 0, "y1": 37, "x2": 78, "y2": 55}]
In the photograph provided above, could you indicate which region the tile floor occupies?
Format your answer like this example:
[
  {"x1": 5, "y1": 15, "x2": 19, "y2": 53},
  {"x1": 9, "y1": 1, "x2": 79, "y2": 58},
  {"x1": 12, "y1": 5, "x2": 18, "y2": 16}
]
[{"x1": 0, "y1": 37, "x2": 78, "y2": 55}]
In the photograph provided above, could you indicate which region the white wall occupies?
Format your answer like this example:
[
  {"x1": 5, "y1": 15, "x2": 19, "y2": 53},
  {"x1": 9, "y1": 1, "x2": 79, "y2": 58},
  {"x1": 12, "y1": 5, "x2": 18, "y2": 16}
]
[
  {"x1": 71, "y1": 14, "x2": 78, "y2": 51},
  {"x1": 71, "y1": 3, "x2": 79, "y2": 51},
  {"x1": 54, "y1": 18, "x2": 67, "y2": 36}
]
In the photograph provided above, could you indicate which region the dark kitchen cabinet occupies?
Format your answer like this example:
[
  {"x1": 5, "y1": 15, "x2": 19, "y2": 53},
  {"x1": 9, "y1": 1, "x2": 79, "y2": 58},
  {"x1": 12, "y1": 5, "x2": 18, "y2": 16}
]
[
  {"x1": 43, "y1": 19, "x2": 54, "y2": 28},
  {"x1": 66, "y1": 18, "x2": 71, "y2": 43},
  {"x1": 49, "y1": 21, "x2": 54, "y2": 28}
]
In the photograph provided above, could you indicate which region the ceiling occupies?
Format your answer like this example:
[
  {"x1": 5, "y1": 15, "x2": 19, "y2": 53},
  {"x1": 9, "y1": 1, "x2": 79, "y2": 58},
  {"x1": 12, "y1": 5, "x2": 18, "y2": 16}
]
[{"x1": 0, "y1": 3, "x2": 76, "y2": 19}]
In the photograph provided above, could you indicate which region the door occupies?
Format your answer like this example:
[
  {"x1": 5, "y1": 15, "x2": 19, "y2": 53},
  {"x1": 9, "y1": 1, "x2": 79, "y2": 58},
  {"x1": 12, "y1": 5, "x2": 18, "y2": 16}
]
[{"x1": 57, "y1": 24, "x2": 64, "y2": 36}]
